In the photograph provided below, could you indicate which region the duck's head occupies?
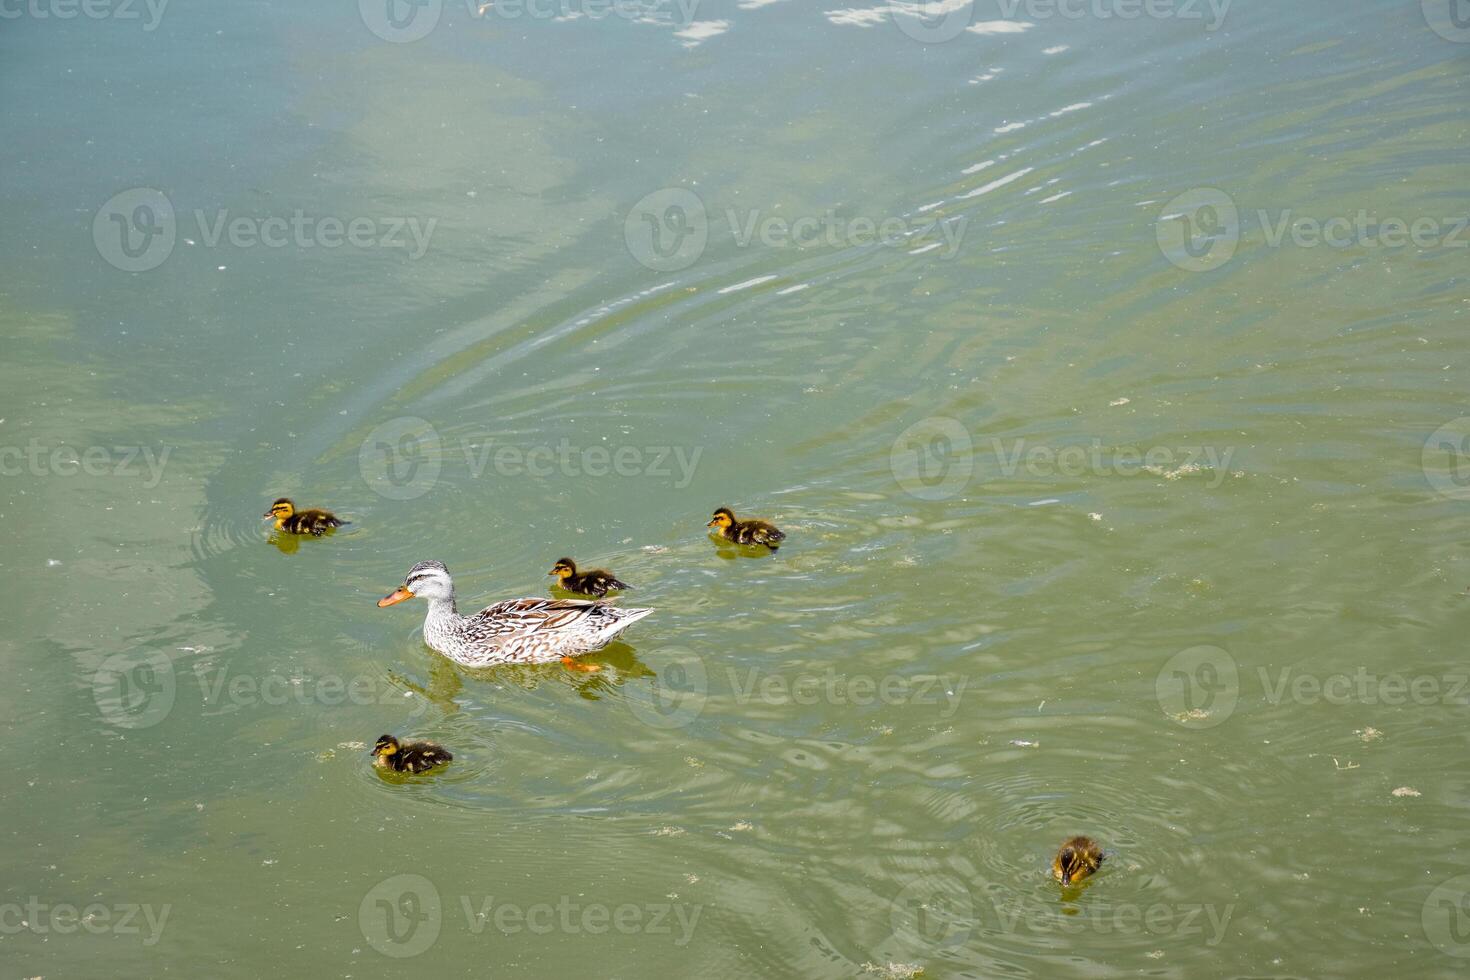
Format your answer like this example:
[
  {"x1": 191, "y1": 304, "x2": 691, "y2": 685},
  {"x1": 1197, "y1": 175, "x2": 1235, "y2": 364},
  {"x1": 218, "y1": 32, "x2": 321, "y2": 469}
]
[
  {"x1": 1053, "y1": 837, "x2": 1102, "y2": 885},
  {"x1": 548, "y1": 558, "x2": 577, "y2": 581},
  {"x1": 264, "y1": 498, "x2": 295, "y2": 526},
  {"x1": 707, "y1": 507, "x2": 736, "y2": 529},
  {"x1": 371, "y1": 734, "x2": 399, "y2": 763},
  {"x1": 377, "y1": 560, "x2": 453, "y2": 607}
]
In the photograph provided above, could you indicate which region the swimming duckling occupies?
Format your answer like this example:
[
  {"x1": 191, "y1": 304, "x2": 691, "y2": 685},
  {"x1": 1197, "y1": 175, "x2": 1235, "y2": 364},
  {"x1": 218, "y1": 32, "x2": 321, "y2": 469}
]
[
  {"x1": 1052, "y1": 836, "x2": 1104, "y2": 886},
  {"x1": 549, "y1": 558, "x2": 630, "y2": 598},
  {"x1": 707, "y1": 507, "x2": 786, "y2": 550},
  {"x1": 371, "y1": 735, "x2": 452, "y2": 774},
  {"x1": 264, "y1": 498, "x2": 348, "y2": 536}
]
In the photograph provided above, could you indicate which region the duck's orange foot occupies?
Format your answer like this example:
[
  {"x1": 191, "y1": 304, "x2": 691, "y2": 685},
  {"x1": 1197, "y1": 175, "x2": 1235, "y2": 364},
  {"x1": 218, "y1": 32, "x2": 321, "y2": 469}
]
[{"x1": 561, "y1": 656, "x2": 601, "y2": 673}]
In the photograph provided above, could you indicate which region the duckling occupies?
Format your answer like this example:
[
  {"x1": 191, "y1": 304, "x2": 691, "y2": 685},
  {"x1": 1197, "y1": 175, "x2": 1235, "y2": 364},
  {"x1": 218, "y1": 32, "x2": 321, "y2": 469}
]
[
  {"x1": 371, "y1": 734, "x2": 452, "y2": 774},
  {"x1": 1052, "y1": 836, "x2": 1104, "y2": 886},
  {"x1": 264, "y1": 497, "x2": 348, "y2": 536},
  {"x1": 549, "y1": 558, "x2": 630, "y2": 598},
  {"x1": 707, "y1": 506, "x2": 786, "y2": 550}
]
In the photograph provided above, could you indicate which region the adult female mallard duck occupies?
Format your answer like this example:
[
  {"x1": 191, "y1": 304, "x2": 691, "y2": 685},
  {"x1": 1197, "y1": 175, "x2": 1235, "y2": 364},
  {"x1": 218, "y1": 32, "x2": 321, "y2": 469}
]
[
  {"x1": 1052, "y1": 836, "x2": 1104, "y2": 886},
  {"x1": 371, "y1": 734, "x2": 452, "y2": 774},
  {"x1": 377, "y1": 560, "x2": 652, "y2": 668},
  {"x1": 264, "y1": 498, "x2": 349, "y2": 536},
  {"x1": 707, "y1": 506, "x2": 786, "y2": 550},
  {"x1": 549, "y1": 558, "x2": 630, "y2": 598}
]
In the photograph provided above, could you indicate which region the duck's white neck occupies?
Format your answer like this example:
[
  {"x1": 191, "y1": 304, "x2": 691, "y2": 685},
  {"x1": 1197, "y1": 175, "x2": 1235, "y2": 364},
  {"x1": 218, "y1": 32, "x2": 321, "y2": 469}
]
[{"x1": 423, "y1": 594, "x2": 460, "y2": 621}]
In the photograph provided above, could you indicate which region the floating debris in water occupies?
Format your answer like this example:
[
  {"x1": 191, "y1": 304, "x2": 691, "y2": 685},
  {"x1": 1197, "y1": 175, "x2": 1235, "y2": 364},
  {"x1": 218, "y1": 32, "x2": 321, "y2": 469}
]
[
  {"x1": 1355, "y1": 727, "x2": 1383, "y2": 743},
  {"x1": 651, "y1": 826, "x2": 685, "y2": 837},
  {"x1": 1109, "y1": 397, "x2": 1131, "y2": 407},
  {"x1": 729, "y1": 821, "x2": 753, "y2": 831},
  {"x1": 1010, "y1": 739, "x2": 1039, "y2": 748},
  {"x1": 860, "y1": 962, "x2": 924, "y2": 979},
  {"x1": 1391, "y1": 786, "x2": 1421, "y2": 798},
  {"x1": 1087, "y1": 513, "x2": 1102, "y2": 522}
]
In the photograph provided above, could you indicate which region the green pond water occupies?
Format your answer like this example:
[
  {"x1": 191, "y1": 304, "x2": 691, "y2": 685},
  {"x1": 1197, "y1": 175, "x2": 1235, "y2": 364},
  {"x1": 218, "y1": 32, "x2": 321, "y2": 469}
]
[{"x1": 3, "y1": 0, "x2": 1470, "y2": 976}]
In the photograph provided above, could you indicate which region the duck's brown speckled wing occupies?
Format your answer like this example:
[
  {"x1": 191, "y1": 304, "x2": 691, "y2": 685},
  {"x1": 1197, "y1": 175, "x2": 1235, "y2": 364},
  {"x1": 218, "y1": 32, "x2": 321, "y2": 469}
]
[
  {"x1": 469, "y1": 596, "x2": 606, "y2": 632},
  {"x1": 428, "y1": 595, "x2": 653, "y2": 666}
]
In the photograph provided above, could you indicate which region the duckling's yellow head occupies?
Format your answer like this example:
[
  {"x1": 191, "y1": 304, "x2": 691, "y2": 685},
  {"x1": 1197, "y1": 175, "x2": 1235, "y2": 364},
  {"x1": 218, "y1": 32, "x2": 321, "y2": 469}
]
[
  {"x1": 1053, "y1": 836, "x2": 1103, "y2": 886},
  {"x1": 707, "y1": 507, "x2": 735, "y2": 529},
  {"x1": 264, "y1": 498, "x2": 295, "y2": 528},
  {"x1": 549, "y1": 558, "x2": 577, "y2": 580},
  {"x1": 372, "y1": 734, "x2": 399, "y2": 757}
]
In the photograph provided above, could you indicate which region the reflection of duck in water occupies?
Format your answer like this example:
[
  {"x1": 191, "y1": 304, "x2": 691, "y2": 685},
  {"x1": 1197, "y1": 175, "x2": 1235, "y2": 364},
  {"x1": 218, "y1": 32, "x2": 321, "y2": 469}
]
[{"x1": 390, "y1": 639, "x2": 658, "y2": 710}]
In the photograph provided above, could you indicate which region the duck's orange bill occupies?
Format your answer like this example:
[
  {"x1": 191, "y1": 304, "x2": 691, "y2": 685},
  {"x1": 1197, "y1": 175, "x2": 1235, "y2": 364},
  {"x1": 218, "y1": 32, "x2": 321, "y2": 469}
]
[{"x1": 377, "y1": 587, "x2": 415, "y2": 608}]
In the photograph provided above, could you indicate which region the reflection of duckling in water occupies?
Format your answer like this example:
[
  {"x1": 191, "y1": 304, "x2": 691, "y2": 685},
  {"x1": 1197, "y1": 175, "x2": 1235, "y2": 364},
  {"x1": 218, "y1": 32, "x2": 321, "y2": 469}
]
[
  {"x1": 264, "y1": 498, "x2": 349, "y2": 536},
  {"x1": 1052, "y1": 836, "x2": 1104, "y2": 886},
  {"x1": 371, "y1": 735, "x2": 452, "y2": 774},
  {"x1": 707, "y1": 507, "x2": 786, "y2": 550},
  {"x1": 549, "y1": 558, "x2": 630, "y2": 598}
]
